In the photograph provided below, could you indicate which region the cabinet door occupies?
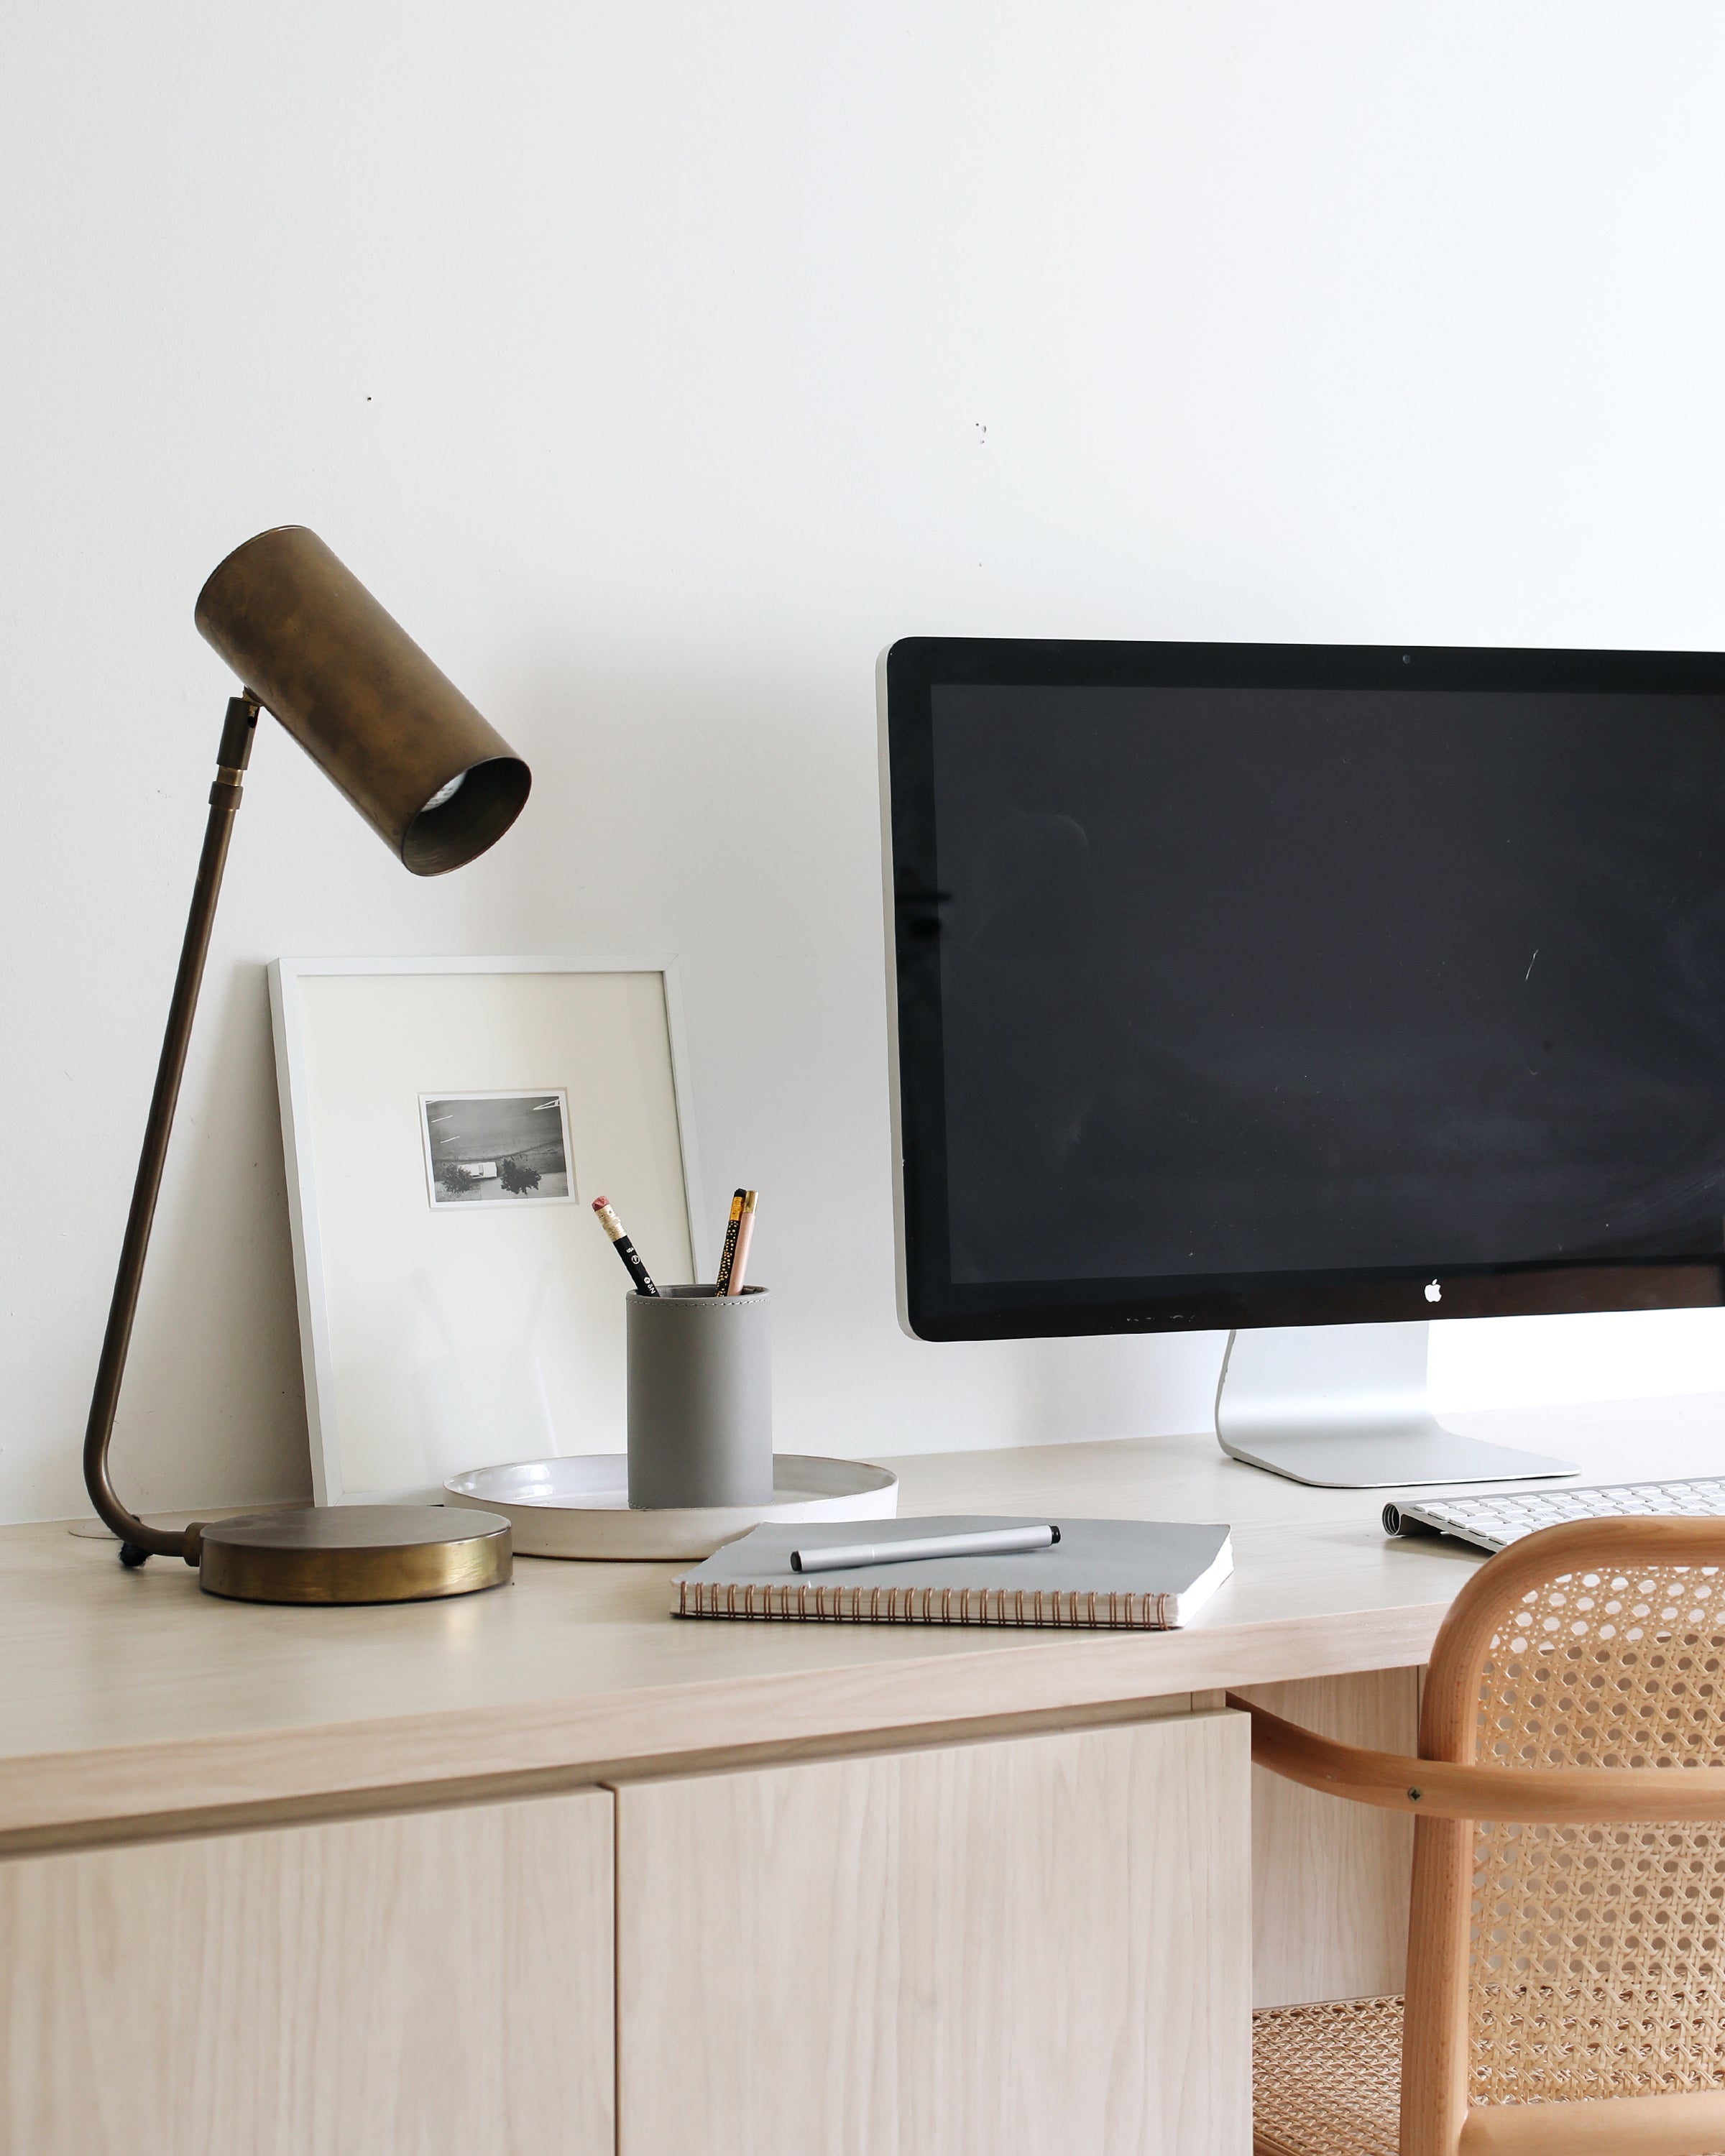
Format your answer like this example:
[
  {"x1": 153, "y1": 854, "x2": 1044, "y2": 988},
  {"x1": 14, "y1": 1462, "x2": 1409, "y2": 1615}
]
[
  {"x1": 614, "y1": 1711, "x2": 1250, "y2": 2156},
  {"x1": 0, "y1": 1788, "x2": 614, "y2": 2156}
]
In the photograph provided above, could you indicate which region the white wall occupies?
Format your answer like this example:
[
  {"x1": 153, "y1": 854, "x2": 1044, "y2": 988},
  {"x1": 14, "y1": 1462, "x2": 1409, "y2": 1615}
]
[{"x1": 4, "y1": 1, "x2": 1725, "y2": 1524}]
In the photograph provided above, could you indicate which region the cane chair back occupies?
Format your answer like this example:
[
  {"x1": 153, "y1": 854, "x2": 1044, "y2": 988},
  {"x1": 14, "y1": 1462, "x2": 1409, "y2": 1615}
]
[{"x1": 1404, "y1": 1516, "x2": 1725, "y2": 2156}]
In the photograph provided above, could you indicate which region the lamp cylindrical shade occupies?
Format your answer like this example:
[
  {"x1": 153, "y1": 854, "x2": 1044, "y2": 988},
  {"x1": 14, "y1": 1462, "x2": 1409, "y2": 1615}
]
[{"x1": 195, "y1": 525, "x2": 530, "y2": 875}]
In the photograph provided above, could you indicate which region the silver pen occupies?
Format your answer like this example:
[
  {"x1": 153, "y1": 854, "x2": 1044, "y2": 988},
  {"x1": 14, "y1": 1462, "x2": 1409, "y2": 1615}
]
[{"x1": 788, "y1": 1524, "x2": 1060, "y2": 1574}]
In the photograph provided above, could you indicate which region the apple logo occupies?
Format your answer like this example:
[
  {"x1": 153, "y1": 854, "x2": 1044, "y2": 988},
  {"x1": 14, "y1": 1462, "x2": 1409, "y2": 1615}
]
[{"x1": 1425, "y1": 1280, "x2": 1442, "y2": 1303}]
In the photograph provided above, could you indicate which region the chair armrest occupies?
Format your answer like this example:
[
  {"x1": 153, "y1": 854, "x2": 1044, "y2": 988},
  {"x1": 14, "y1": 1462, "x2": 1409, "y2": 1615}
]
[{"x1": 1225, "y1": 1690, "x2": 1725, "y2": 1823}]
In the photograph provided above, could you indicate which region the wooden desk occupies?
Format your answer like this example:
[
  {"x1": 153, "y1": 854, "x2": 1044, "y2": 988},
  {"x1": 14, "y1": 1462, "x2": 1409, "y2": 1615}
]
[{"x1": 4, "y1": 1394, "x2": 1718, "y2": 2156}]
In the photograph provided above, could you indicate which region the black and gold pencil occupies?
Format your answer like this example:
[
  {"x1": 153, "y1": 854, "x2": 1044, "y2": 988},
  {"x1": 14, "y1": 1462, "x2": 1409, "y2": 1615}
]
[
  {"x1": 714, "y1": 1187, "x2": 746, "y2": 1293},
  {"x1": 726, "y1": 1189, "x2": 758, "y2": 1294}
]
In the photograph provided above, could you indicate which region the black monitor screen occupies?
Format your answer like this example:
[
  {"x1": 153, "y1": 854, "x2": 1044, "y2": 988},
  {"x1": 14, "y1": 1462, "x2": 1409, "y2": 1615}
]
[{"x1": 885, "y1": 642, "x2": 1725, "y2": 1339}]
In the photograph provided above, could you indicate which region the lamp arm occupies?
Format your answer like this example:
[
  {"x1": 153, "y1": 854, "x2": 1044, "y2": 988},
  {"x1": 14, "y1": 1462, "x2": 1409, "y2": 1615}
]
[{"x1": 83, "y1": 694, "x2": 259, "y2": 1566}]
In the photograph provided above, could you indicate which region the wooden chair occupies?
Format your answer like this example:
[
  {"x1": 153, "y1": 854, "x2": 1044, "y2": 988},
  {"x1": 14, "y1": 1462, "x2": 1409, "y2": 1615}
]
[{"x1": 1233, "y1": 1517, "x2": 1725, "y2": 2156}]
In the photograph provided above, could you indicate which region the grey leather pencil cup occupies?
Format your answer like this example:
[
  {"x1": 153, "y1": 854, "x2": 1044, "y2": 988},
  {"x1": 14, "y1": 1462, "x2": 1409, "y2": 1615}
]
[{"x1": 626, "y1": 1285, "x2": 773, "y2": 1508}]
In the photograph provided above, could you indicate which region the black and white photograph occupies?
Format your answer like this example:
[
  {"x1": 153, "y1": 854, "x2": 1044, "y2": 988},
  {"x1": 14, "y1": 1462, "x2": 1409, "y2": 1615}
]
[{"x1": 419, "y1": 1089, "x2": 576, "y2": 1207}]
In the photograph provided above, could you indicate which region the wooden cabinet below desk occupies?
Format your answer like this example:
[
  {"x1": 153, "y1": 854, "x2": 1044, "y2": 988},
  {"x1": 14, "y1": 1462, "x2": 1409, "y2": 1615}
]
[
  {"x1": 0, "y1": 1788, "x2": 615, "y2": 2156},
  {"x1": 1241, "y1": 1667, "x2": 1419, "y2": 2009},
  {"x1": 0, "y1": 1705, "x2": 1257, "y2": 2156},
  {"x1": 612, "y1": 1710, "x2": 1251, "y2": 2156}
]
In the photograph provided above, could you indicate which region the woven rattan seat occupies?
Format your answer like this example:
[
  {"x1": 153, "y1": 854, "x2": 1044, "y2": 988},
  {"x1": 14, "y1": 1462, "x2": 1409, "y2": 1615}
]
[
  {"x1": 1254, "y1": 1994, "x2": 1403, "y2": 2155},
  {"x1": 1234, "y1": 1518, "x2": 1725, "y2": 2156}
]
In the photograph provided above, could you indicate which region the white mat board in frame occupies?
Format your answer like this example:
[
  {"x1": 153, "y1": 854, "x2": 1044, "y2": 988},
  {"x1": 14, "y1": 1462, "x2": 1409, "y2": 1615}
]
[{"x1": 270, "y1": 956, "x2": 709, "y2": 1506}]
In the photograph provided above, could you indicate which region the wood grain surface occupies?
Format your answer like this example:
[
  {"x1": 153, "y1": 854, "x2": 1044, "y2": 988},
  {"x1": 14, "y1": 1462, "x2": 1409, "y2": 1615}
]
[
  {"x1": 0, "y1": 1788, "x2": 614, "y2": 2156},
  {"x1": 613, "y1": 1713, "x2": 1252, "y2": 2156},
  {"x1": 1238, "y1": 1667, "x2": 1418, "y2": 2006},
  {"x1": 0, "y1": 1398, "x2": 1710, "y2": 1848}
]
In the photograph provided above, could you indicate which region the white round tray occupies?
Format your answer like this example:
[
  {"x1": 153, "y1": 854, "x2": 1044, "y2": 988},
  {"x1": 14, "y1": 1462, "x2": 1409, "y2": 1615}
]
[{"x1": 443, "y1": 1453, "x2": 898, "y2": 1561}]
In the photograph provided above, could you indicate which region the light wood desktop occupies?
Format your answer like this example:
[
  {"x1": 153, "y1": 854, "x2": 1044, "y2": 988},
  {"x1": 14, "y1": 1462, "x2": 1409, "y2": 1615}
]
[{"x1": 2, "y1": 1393, "x2": 1719, "y2": 2155}]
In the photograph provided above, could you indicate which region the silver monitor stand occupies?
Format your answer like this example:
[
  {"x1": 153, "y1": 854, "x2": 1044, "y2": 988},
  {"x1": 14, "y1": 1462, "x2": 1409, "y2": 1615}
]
[{"x1": 1214, "y1": 1321, "x2": 1577, "y2": 1488}]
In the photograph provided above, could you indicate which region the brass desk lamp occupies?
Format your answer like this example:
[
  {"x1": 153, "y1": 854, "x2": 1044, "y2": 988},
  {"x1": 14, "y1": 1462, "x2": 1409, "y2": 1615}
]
[{"x1": 83, "y1": 525, "x2": 529, "y2": 1603}]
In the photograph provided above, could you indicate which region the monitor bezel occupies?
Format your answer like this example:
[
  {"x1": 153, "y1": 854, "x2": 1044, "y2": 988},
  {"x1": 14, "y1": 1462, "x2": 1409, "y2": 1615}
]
[{"x1": 880, "y1": 635, "x2": 1725, "y2": 1342}]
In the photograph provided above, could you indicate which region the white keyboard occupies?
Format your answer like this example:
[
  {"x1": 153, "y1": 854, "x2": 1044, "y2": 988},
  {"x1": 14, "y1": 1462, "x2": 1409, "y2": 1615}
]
[{"x1": 1384, "y1": 1475, "x2": 1725, "y2": 1554}]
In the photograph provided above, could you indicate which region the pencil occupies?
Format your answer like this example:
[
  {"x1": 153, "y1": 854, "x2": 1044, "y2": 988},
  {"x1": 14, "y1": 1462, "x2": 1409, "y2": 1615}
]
[
  {"x1": 725, "y1": 1189, "x2": 758, "y2": 1295},
  {"x1": 714, "y1": 1188, "x2": 746, "y2": 1293},
  {"x1": 592, "y1": 1197, "x2": 658, "y2": 1295}
]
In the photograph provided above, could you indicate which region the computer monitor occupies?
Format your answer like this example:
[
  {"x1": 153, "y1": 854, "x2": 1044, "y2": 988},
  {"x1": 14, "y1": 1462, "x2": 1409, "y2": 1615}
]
[{"x1": 879, "y1": 637, "x2": 1725, "y2": 1488}]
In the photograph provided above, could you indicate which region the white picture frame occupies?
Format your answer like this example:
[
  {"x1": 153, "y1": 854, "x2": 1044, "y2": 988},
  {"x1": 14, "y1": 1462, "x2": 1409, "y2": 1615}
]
[{"x1": 269, "y1": 956, "x2": 709, "y2": 1505}]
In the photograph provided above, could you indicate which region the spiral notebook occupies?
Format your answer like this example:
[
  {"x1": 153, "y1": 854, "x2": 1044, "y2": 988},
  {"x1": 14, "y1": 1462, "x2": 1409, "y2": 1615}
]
[{"x1": 671, "y1": 1516, "x2": 1233, "y2": 1630}]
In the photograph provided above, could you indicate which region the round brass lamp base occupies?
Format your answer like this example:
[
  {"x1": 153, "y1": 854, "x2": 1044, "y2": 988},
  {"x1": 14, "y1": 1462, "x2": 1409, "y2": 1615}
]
[{"x1": 197, "y1": 1506, "x2": 512, "y2": 1605}]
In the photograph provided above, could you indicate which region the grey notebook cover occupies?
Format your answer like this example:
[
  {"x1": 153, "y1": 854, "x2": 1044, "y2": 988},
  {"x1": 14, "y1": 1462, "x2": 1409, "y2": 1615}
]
[{"x1": 673, "y1": 1515, "x2": 1233, "y2": 1628}]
